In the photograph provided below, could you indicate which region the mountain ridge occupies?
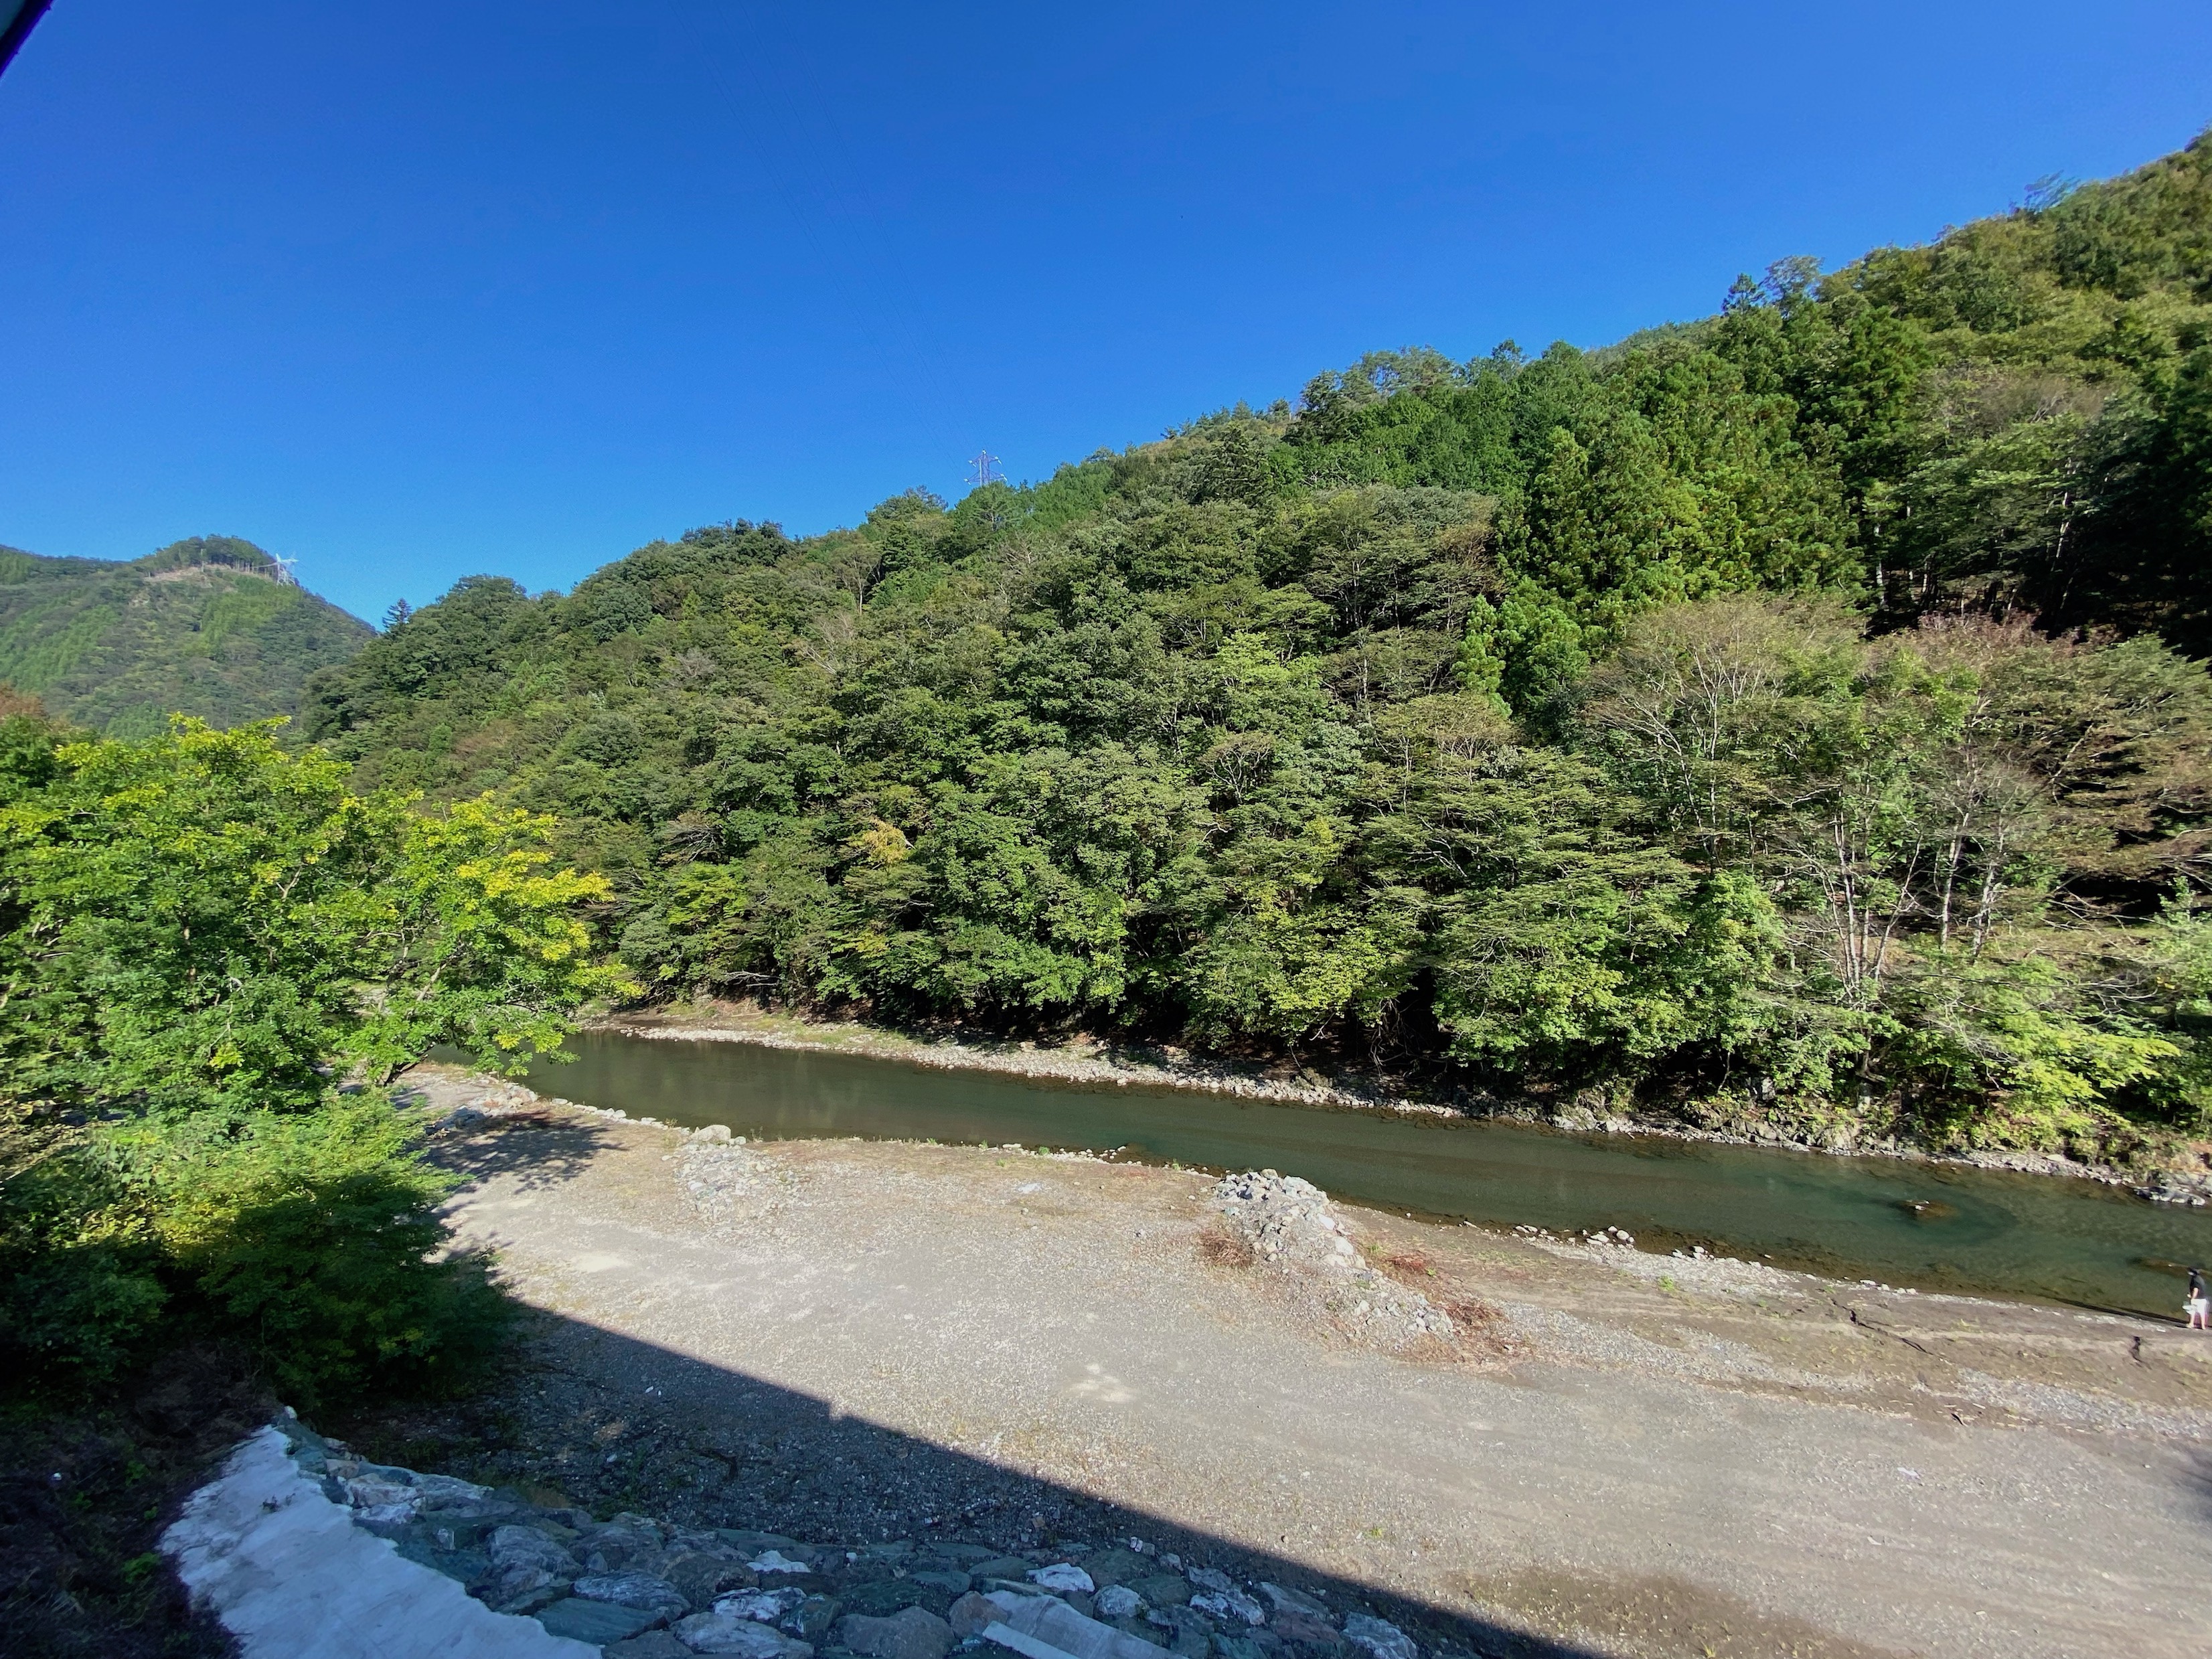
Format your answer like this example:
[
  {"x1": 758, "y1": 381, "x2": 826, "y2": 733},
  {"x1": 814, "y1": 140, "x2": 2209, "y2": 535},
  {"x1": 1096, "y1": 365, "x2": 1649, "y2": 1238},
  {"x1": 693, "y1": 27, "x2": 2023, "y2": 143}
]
[{"x1": 0, "y1": 535, "x2": 372, "y2": 735}]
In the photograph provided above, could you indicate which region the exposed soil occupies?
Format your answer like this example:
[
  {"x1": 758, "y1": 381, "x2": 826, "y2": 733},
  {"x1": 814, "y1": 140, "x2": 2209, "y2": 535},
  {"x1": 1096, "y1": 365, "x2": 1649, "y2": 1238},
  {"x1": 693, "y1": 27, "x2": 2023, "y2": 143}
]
[{"x1": 337, "y1": 1067, "x2": 2212, "y2": 1659}]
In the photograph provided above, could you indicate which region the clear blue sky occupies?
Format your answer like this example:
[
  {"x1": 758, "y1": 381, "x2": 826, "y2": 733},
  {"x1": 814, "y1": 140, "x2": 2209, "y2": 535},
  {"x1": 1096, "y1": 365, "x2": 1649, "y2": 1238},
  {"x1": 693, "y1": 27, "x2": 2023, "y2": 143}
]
[{"x1": 1, "y1": 3, "x2": 2207, "y2": 625}]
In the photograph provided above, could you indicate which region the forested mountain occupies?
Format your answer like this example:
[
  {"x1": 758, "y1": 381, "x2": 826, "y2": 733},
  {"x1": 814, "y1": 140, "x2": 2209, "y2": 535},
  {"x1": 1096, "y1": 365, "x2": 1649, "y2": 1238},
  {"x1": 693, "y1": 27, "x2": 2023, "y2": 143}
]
[
  {"x1": 304, "y1": 133, "x2": 2212, "y2": 1156},
  {"x1": 0, "y1": 536, "x2": 372, "y2": 734}
]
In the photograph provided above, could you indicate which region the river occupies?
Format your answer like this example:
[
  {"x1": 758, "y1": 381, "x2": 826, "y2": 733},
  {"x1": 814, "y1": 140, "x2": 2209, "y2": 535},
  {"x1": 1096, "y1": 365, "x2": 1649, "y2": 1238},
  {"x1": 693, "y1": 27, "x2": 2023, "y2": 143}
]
[{"x1": 521, "y1": 1030, "x2": 2212, "y2": 1319}]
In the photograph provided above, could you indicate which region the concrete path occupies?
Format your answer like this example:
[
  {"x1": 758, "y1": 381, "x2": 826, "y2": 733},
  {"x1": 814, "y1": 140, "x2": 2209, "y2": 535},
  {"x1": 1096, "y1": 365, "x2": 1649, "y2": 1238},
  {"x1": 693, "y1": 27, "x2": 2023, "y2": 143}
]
[{"x1": 161, "y1": 1425, "x2": 598, "y2": 1659}]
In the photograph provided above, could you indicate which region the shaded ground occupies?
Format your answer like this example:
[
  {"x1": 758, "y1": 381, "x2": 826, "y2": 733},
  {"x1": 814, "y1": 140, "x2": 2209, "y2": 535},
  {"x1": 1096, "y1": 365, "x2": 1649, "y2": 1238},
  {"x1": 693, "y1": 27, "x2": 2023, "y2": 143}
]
[
  {"x1": 0, "y1": 1346, "x2": 261, "y2": 1659},
  {"x1": 345, "y1": 1069, "x2": 2212, "y2": 1659}
]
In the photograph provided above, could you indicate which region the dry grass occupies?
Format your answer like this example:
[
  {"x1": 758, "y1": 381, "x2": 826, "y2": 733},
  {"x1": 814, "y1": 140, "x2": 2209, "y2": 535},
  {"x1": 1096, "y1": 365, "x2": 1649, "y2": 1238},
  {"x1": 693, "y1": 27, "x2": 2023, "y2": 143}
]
[{"x1": 1196, "y1": 1224, "x2": 1256, "y2": 1269}]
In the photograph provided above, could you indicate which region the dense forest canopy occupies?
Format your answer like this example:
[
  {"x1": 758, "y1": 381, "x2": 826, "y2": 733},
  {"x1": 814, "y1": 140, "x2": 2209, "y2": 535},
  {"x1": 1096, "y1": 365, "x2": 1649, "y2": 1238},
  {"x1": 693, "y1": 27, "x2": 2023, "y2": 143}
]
[
  {"x1": 303, "y1": 133, "x2": 2212, "y2": 1155},
  {"x1": 0, "y1": 535, "x2": 373, "y2": 734}
]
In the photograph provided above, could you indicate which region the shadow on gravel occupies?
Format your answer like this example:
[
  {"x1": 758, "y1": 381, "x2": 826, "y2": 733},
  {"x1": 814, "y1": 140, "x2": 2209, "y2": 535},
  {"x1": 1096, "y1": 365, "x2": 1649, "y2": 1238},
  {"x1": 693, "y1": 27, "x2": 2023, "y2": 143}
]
[
  {"x1": 424, "y1": 1110, "x2": 617, "y2": 1192},
  {"x1": 339, "y1": 1310, "x2": 1619, "y2": 1659}
]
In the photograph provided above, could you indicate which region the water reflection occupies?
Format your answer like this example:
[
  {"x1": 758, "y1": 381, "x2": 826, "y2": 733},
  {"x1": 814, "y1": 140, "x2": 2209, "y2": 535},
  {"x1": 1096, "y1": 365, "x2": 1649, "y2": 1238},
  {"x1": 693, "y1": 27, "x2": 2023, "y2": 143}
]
[{"x1": 518, "y1": 1031, "x2": 2212, "y2": 1318}]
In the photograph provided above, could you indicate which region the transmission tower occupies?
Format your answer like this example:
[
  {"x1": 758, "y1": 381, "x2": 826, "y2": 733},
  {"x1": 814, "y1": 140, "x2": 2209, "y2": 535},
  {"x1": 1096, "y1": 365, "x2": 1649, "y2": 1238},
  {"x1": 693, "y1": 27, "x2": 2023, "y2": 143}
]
[{"x1": 966, "y1": 449, "x2": 1002, "y2": 489}]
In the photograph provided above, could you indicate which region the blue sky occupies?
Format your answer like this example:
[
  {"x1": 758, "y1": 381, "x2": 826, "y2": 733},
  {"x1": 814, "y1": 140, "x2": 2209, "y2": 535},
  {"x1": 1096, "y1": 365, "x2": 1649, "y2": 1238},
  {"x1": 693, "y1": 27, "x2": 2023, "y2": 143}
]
[{"x1": 1, "y1": 3, "x2": 2207, "y2": 625}]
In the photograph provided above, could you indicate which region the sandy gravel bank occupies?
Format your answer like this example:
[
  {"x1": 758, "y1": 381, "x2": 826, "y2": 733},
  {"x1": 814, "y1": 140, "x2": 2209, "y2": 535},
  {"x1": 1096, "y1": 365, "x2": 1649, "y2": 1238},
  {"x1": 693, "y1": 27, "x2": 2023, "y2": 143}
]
[{"x1": 341, "y1": 1067, "x2": 2212, "y2": 1659}]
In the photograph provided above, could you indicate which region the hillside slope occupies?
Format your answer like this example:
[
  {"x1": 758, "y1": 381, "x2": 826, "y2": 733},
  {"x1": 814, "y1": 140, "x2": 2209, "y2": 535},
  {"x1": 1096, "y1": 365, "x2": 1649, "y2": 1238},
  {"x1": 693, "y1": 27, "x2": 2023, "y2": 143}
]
[
  {"x1": 0, "y1": 536, "x2": 373, "y2": 734},
  {"x1": 303, "y1": 132, "x2": 2212, "y2": 1155}
]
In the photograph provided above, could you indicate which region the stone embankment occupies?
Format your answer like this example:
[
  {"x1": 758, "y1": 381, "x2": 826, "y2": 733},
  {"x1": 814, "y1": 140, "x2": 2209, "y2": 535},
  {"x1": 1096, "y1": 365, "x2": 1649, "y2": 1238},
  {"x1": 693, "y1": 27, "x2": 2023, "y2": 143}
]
[{"x1": 179, "y1": 1414, "x2": 1433, "y2": 1659}]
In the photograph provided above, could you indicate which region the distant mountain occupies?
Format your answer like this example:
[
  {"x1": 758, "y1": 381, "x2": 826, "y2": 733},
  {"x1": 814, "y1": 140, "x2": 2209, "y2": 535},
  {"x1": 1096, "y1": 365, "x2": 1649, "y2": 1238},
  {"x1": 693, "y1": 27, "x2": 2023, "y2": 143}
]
[{"x1": 0, "y1": 536, "x2": 374, "y2": 735}]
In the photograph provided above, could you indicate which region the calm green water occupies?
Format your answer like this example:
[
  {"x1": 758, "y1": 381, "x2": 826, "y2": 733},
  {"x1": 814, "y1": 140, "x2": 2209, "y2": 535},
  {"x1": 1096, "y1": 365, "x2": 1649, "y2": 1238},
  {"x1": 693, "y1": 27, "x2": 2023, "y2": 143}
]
[{"x1": 523, "y1": 1030, "x2": 2212, "y2": 1319}]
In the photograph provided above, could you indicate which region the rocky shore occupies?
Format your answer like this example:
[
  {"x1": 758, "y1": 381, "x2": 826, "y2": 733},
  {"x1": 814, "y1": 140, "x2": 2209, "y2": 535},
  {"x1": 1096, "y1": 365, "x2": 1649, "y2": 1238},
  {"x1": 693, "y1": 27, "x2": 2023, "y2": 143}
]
[{"x1": 265, "y1": 1416, "x2": 1442, "y2": 1659}]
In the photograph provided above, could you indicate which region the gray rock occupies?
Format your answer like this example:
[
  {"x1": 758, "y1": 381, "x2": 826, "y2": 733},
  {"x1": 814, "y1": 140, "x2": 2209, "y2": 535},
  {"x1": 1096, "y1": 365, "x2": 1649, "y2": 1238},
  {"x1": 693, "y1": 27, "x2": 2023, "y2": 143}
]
[
  {"x1": 1190, "y1": 1591, "x2": 1265, "y2": 1628},
  {"x1": 965, "y1": 1557, "x2": 1033, "y2": 1582},
  {"x1": 669, "y1": 1549, "x2": 759, "y2": 1605},
  {"x1": 716, "y1": 1531, "x2": 808, "y2": 1555},
  {"x1": 1184, "y1": 1569, "x2": 1237, "y2": 1596},
  {"x1": 1267, "y1": 1610, "x2": 1341, "y2": 1652},
  {"x1": 720, "y1": 1587, "x2": 809, "y2": 1622},
  {"x1": 609, "y1": 1635, "x2": 696, "y2": 1659},
  {"x1": 539, "y1": 1596, "x2": 664, "y2": 1645},
  {"x1": 947, "y1": 1592, "x2": 1000, "y2": 1639},
  {"x1": 909, "y1": 1571, "x2": 973, "y2": 1597},
  {"x1": 1095, "y1": 1586, "x2": 1147, "y2": 1619},
  {"x1": 489, "y1": 1573, "x2": 570, "y2": 1617},
  {"x1": 843, "y1": 1577, "x2": 936, "y2": 1618},
  {"x1": 1340, "y1": 1617, "x2": 1415, "y2": 1659},
  {"x1": 489, "y1": 1524, "x2": 580, "y2": 1575},
  {"x1": 783, "y1": 1594, "x2": 845, "y2": 1643},
  {"x1": 676, "y1": 1611, "x2": 817, "y2": 1657},
  {"x1": 394, "y1": 1534, "x2": 489, "y2": 1585},
  {"x1": 993, "y1": 1592, "x2": 1177, "y2": 1659},
  {"x1": 1257, "y1": 1586, "x2": 1328, "y2": 1620},
  {"x1": 1149, "y1": 1605, "x2": 1216, "y2": 1640},
  {"x1": 1030, "y1": 1563, "x2": 1096, "y2": 1594},
  {"x1": 1079, "y1": 1550, "x2": 1155, "y2": 1589},
  {"x1": 838, "y1": 1606, "x2": 955, "y2": 1659},
  {"x1": 577, "y1": 1571, "x2": 692, "y2": 1620},
  {"x1": 1128, "y1": 1574, "x2": 1193, "y2": 1608}
]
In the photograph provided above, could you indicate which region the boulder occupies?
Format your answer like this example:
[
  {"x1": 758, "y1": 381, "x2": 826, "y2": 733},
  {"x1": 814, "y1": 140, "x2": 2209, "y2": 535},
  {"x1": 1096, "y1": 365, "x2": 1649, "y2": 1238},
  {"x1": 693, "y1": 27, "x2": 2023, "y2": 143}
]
[
  {"x1": 609, "y1": 1635, "x2": 696, "y2": 1659},
  {"x1": 1095, "y1": 1586, "x2": 1147, "y2": 1619},
  {"x1": 674, "y1": 1610, "x2": 817, "y2": 1657},
  {"x1": 1267, "y1": 1610, "x2": 1342, "y2": 1652},
  {"x1": 948, "y1": 1591, "x2": 1001, "y2": 1638},
  {"x1": 842, "y1": 1577, "x2": 935, "y2": 1618},
  {"x1": 717, "y1": 1587, "x2": 807, "y2": 1623},
  {"x1": 667, "y1": 1550, "x2": 758, "y2": 1605},
  {"x1": 714, "y1": 1531, "x2": 807, "y2": 1555},
  {"x1": 781, "y1": 1593, "x2": 844, "y2": 1642},
  {"x1": 1030, "y1": 1563, "x2": 1096, "y2": 1594},
  {"x1": 992, "y1": 1591, "x2": 1177, "y2": 1659},
  {"x1": 1340, "y1": 1617, "x2": 1415, "y2": 1659},
  {"x1": 576, "y1": 1571, "x2": 692, "y2": 1622},
  {"x1": 1079, "y1": 1549, "x2": 1155, "y2": 1589},
  {"x1": 1257, "y1": 1585, "x2": 1328, "y2": 1620},
  {"x1": 487, "y1": 1571, "x2": 570, "y2": 1617},
  {"x1": 488, "y1": 1524, "x2": 580, "y2": 1575},
  {"x1": 837, "y1": 1605, "x2": 955, "y2": 1659},
  {"x1": 1191, "y1": 1590, "x2": 1265, "y2": 1628},
  {"x1": 1128, "y1": 1574, "x2": 1193, "y2": 1607},
  {"x1": 538, "y1": 1596, "x2": 664, "y2": 1645}
]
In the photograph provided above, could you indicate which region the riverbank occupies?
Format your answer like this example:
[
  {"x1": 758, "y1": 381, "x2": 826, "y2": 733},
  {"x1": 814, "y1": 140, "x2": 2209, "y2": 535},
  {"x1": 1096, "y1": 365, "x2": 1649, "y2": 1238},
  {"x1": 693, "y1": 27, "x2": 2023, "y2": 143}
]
[
  {"x1": 351, "y1": 1064, "x2": 2212, "y2": 1659},
  {"x1": 590, "y1": 1001, "x2": 2212, "y2": 1199}
]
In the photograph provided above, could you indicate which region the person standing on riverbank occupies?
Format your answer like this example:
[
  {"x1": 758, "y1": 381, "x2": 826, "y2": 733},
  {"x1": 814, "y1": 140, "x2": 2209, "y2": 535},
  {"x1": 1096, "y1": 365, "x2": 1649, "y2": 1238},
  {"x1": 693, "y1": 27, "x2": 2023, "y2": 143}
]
[{"x1": 2189, "y1": 1267, "x2": 2209, "y2": 1330}]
